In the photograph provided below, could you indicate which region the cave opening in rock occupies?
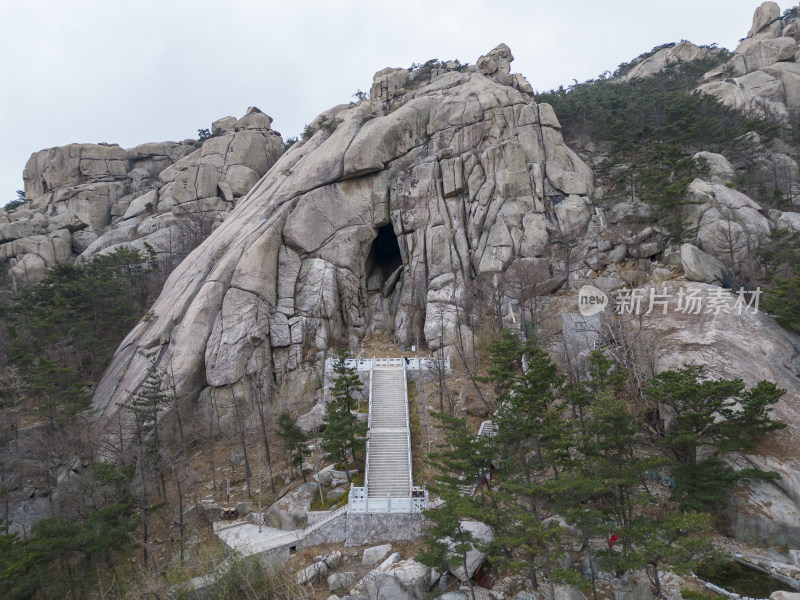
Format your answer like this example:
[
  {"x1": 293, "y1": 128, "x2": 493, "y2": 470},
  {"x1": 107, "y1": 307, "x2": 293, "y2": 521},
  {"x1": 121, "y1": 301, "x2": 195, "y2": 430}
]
[{"x1": 366, "y1": 223, "x2": 403, "y2": 300}]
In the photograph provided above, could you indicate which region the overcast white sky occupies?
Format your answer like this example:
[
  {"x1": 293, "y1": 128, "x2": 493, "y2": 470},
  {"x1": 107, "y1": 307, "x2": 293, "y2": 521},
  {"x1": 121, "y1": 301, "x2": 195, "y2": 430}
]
[{"x1": 0, "y1": 0, "x2": 773, "y2": 202}]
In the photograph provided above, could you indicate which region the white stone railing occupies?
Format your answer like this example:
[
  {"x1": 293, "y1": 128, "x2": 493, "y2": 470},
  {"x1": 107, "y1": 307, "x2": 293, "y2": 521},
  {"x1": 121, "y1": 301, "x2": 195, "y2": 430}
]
[
  {"x1": 335, "y1": 354, "x2": 433, "y2": 515},
  {"x1": 403, "y1": 359, "x2": 413, "y2": 497},
  {"x1": 324, "y1": 356, "x2": 451, "y2": 373},
  {"x1": 477, "y1": 420, "x2": 498, "y2": 437},
  {"x1": 304, "y1": 505, "x2": 348, "y2": 534},
  {"x1": 364, "y1": 360, "x2": 373, "y2": 492},
  {"x1": 348, "y1": 485, "x2": 429, "y2": 513}
]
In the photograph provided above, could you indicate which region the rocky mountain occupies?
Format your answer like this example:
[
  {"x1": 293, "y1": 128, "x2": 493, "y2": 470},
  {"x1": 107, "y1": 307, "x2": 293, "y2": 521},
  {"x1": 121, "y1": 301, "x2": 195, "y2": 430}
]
[
  {"x1": 2, "y1": 107, "x2": 284, "y2": 289},
  {"x1": 90, "y1": 43, "x2": 591, "y2": 432},
  {"x1": 627, "y1": 1, "x2": 800, "y2": 131},
  {"x1": 699, "y1": 1, "x2": 800, "y2": 124},
  {"x1": 5, "y1": 1, "x2": 800, "y2": 562}
]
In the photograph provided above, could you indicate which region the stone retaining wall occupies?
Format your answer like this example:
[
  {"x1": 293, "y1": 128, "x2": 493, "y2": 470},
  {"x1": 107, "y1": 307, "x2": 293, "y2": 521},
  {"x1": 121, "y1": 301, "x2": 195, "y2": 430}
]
[
  {"x1": 301, "y1": 512, "x2": 348, "y2": 548},
  {"x1": 344, "y1": 512, "x2": 427, "y2": 547}
]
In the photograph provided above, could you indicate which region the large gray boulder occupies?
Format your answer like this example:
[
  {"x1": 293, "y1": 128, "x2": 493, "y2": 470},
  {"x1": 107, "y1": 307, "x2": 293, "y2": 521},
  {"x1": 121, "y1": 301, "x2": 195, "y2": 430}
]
[
  {"x1": 265, "y1": 481, "x2": 317, "y2": 530},
  {"x1": 8, "y1": 108, "x2": 283, "y2": 285},
  {"x1": 680, "y1": 243, "x2": 726, "y2": 284},
  {"x1": 693, "y1": 152, "x2": 736, "y2": 185},
  {"x1": 685, "y1": 179, "x2": 771, "y2": 250},
  {"x1": 545, "y1": 585, "x2": 587, "y2": 600},
  {"x1": 328, "y1": 572, "x2": 356, "y2": 593},
  {"x1": 777, "y1": 211, "x2": 800, "y2": 231},
  {"x1": 748, "y1": 2, "x2": 781, "y2": 39},
  {"x1": 698, "y1": 3, "x2": 800, "y2": 121},
  {"x1": 297, "y1": 560, "x2": 329, "y2": 585},
  {"x1": 443, "y1": 520, "x2": 494, "y2": 582},
  {"x1": 771, "y1": 592, "x2": 800, "y2": 600},
  {"x1": 354, "y1": 558, "x2": 431, "y2": 600},
  {"x1": 626, "y1": 42, "x2": 715, "y2": 80},
  {"x1": 363, "y1": 543, "x2": 392, "y2": 566},
  {"x1": 625, "y1": 282, "x2": 800, "y2": 547}
]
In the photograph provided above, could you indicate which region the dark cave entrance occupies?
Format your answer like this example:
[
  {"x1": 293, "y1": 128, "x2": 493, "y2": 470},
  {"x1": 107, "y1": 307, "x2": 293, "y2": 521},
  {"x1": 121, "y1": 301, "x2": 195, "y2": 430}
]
[{"x1": 366, "y1": 223, "x2": 403, "y2": 301}]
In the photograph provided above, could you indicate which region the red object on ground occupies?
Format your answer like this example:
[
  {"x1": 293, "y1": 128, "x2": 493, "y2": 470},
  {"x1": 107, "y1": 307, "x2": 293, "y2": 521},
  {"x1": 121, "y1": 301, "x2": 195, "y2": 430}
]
[
  {"x1": 474, "y1": 564, "x2": 496, "y2": 589},
  {"x1": 609, "y1": 534, "x2": 620, "y2": 548}
]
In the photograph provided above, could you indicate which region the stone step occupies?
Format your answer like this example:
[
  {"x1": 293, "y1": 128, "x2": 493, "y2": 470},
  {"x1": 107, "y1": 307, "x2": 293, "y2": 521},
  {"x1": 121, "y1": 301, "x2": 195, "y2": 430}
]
[{"x1": 366, "y1": 365, "x2": 411, "y2": 504}]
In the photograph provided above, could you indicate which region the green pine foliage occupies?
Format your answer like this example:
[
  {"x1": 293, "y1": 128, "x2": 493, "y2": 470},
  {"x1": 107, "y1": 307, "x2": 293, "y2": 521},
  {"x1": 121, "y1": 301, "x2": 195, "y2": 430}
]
[
  {"x1": 421, "y1": 335, "x2": 786, "y2": 592},
  {"x1": 534, "y1": 51, "x2": 782, "y2": 239},
  {"x1": 321, "y1": 351, "x2": 366, "y2": 481},
  {"x1": 277, "y1": 412, "x2": 310, "y2": 480},
  {"x1": 3, "y1": 190, "x2": 28, "y2": 212},
  {"x1": 646, "y1": 365, "x2": 785, "y2": 511},
  {"x1": 127, "y1": 366, "x2": 170, "y2": 473},
  {"x1": 534, "y1": 51, "x2": 768, "y2": 160},
  {"x1": 600, "y1": 510, "x2": 716, "y2": 598},
  {"x1": 0, "y1": 462, "x2": 136, "y2": 599},
  {"x1": 481, "y1": 332, "x2": 572, "y2": 595},
  {"x1": 760, "y1": 227, "x2": 800, "y2": 333},
  {"x1": 5, "y1": 247, "x2": 160, "y2": 424},
  {"x1": 420, "y1": 411, "x2": 496, "y2": 600}
]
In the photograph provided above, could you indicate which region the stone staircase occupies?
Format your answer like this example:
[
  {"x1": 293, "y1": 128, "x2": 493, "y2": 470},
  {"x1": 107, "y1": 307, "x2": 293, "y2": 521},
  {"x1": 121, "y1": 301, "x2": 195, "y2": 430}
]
[{"x1": 366, "y1": 367, "x2": 412, "y2": 499}]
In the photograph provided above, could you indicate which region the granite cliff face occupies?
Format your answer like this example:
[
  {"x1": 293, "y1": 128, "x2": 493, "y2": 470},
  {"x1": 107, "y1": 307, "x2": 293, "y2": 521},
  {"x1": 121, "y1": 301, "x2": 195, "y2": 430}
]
[
  {"x1": 698, "y1": 1, "x2": 800, "y2": 123},
  {"x1": 90, "y1": 45, "x2": 593, "y2": 429},
  {"x1": 2, "y1": 107, "x2": 284, "y2": 289}
]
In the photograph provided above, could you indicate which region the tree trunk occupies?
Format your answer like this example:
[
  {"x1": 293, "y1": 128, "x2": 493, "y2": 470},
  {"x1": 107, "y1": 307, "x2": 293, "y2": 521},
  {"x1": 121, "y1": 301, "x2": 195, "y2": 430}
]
[
  {"x1": 650, "y1": 563, "x2": 662, "y2": 599},
  {"x1": 232, "y1": 392, "x2": 252, "y2": 497},
  {"x1": 173, "y1": 398, "x2": 186, "y2": 466},
  {"x1": 175, "y1": 470, "x2": 185, "y2": 564},
  {"x1": 464, "y1": 551, "x2": 476, "y2": 600},
  {"x1": 139, "y1": 455, "x2": 150, "y2": 569},
  {"x1": 343, "y1": 446, "x2": 351, "y2": 483},
  {"x1": 543, "y1": 545, "x2": 556, "y2": 600},
  {"x1": 254, "y1": 386, "x2": 276, "y2": 493},
  {"x1": 585, "y1": 534, "x2": 599, "y2": 600}
]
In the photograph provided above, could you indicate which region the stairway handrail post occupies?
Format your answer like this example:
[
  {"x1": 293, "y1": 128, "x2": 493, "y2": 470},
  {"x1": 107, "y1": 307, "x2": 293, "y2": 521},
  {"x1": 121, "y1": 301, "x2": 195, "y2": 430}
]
[
  {"x1": 365, "y1": 361, "x2": 373, "y2": 493},
  {"x1": 403, "y1": 358, "x2": 413, "y2": 501}
]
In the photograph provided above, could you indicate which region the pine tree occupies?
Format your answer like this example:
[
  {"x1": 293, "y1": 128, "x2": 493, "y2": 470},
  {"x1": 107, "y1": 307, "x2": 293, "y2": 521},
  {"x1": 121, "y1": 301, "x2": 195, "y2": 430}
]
[
  {"x1": 277, "y1": 412, "x2": 310, "y2": 481},
  {"x1": 420, "y1": 412, "x2": 496, "y2": 600},
  {"x1": 321, "y1": 351, "x2": 366, "y2": 481},
  {"x1": 483, "y1": 331, "x2": 571, "y2": 596},
  {"x1": 124, "y1": 365, "x2": 169, "y2": 568},
  {"x1": 419, "y1": 486, "x2": 485, "y2": 600},
  {"x1": 426, "y1": 412, "x2": 495, "y2": 498},
  {"x1": 600, "y1": 509, "x2": 715, "y2": 598},
  {"x1": 647, "y1": 365, "x2": 785, "y2": 510},
  {"x1": 553, "y1": 351, "x2": 673, "y2": 597}
]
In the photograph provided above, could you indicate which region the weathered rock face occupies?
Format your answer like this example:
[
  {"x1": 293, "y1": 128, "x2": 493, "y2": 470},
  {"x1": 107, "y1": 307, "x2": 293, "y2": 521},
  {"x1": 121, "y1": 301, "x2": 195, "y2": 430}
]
[
  {"x1": 548, "y1": 282, "x2": 800, "y2": 547},
  {"x1": 443, "y1": 520, "x2": 494, "y2": 581},
  {"x1": 641, "y1": 283, "x2": 800, "y2": 548},
  {"x1": 75, "y1": 41, "x2": 800, "y2": 550},
  {"x1": 684, "y1": 178, "x2": 772, "y2": 266},
  {"x1": 2, "y1": 107, "x2": 284, "y2": 290},
  {"x1": 91, "y1": 46, "x2": 594, "y2": 438},
  {"x1": 625, "y1": 41, "x2": 719, "y2": 81},
  {"x1": 265, "y1": 481, "x2": 317, "y2": 530},
  {"x1": 353, "y1": 557, "x2": 432, "y2": 600},
  {"x1": 698, "y1": 2, "x2": 800, "y2": 123}
]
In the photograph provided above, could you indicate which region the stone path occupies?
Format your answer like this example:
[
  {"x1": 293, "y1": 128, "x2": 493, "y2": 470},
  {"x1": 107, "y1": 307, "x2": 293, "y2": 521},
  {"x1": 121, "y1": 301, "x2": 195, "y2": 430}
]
[{"x1": 214, "y1": 521, "x2": 303, "y2": 555}]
